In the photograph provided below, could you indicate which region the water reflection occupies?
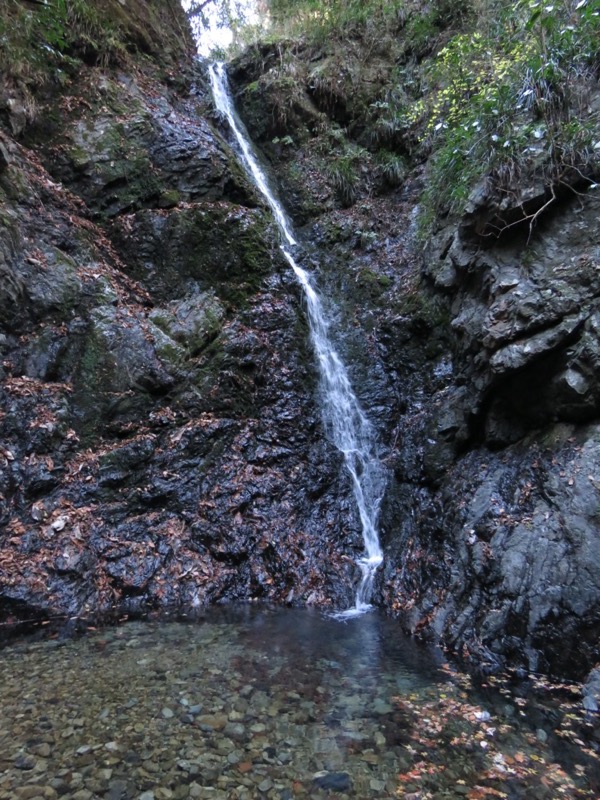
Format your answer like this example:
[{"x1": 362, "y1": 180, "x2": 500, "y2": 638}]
[{"x1": 0, "y1": 608, "x2": 597, "y2": 799}]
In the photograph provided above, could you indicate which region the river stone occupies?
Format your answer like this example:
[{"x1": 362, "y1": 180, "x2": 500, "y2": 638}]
[
  {"x1": 15, "y1": 789, "x2": 48, "y2": 800},
  {"x1": 373, "y1": 699, "x2": 393, "y2": 715},
  {"x1": 106, "y1": 780, "x2": 133, "y2": 800},
  {"x1": 14, "y1": 755, "x2": 36, "y2": 770},
  {"x1": 223, "y1": 722, "x2": 246, "y2": 740},
  {"x1": 29, "y1": 743, "x2": 52, "y2": 758},
  {"x1": 312, "y1": 772, "x2": 352, "y2": 792}
]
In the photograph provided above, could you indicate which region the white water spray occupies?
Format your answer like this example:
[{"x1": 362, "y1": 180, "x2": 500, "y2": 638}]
[{"x1": 209, "y1": 62, "x2": 386, "y2": 614}]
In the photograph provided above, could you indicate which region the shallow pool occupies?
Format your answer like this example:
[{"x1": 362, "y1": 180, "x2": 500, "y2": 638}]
[{"x1": 0, "y1": 607, "x2": 597, "y2": 799}]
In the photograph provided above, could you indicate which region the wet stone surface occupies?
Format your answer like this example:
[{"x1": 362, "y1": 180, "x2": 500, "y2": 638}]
[{"x1": 0, "y1": 608, "x2": 598, "y2": 800}]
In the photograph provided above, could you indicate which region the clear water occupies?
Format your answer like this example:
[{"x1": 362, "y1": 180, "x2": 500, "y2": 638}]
[
  {"x1": 209, "y1": 63, "x2": 387, "y2": 612},
  {"x1": 0, "y1": 608, "x2": 597, "y2": 799}
]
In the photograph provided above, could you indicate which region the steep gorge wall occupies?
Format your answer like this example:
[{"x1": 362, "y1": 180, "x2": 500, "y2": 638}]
[
  {"x1": 229, "y1": 30, "x2": 600, "y2": 679},
  {"x1": 0, "y1": 0, "x2": 367, "y2": 631},
  {"x1": 0, "y1": 0, "x2": 599, "y2": 682}
]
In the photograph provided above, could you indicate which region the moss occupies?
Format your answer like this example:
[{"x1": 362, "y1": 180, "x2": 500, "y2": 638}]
[
  {"x1": 68, "y1": 144, "x2": 90, "y2": 171},
  {"x1": 158, "y1": 189, "x2": 180, "y2": 209},
  {"x1": 21, "y1": 247, "x2": 83, "y2": 323},
  {"x1": 93, "y1": 276, "x2": 119, "y2": 306},
  {"x1": 355, "y1": 268, "x2": 393, "y2": 299},
  {"x1": 172, "y1": 204, "x2": 277, "y2": 308},
  {"x1": 152, "y1": 339, "x2": 185, "y2": 370},
  {"x1": 149, "y1": 294, "x2": 226, "y2": 357},
  {"x1": 70, "y1": 114, "x2": 164, "y2": 215},
  {"x1": 393, "y1": 287, "x2": 451, "y2": 332},
  {"x1": 75, "y1": 325, "x2": 114, "y2": 436}
]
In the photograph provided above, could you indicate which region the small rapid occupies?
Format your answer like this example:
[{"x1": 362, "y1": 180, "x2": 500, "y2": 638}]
[{"x1": 208, "y1": 62, "x2": 386, "y2": 613}]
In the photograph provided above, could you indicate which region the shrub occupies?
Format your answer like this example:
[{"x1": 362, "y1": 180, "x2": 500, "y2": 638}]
[
  {"x1": 328, "y1": 153, "x2": 361, "y2": 206},
  {"x1": 415, "y1": 0, "x2": 600, "y2": 227}
]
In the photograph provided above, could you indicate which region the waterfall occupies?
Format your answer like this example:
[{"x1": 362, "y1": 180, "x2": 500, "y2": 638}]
[{"x1": 209, "y1": 62, "x2": 386, "y2": 615}]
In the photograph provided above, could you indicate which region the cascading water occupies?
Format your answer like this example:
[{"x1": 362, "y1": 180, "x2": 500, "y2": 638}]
[{"x1": 209, "y1": 62, "x2": 387, "y2": 615}]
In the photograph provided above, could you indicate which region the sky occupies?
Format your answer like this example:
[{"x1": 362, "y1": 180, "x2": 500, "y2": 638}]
[{"x1": 181, "y1": 0, "x2": 263, "y2": 57}]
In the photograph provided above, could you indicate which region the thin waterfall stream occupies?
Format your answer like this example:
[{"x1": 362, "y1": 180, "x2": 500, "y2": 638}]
[{"x1": 208, "y1": 62, "x2": 387, "y2": 615}]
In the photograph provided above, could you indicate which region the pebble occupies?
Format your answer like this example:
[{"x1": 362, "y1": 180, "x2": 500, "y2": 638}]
[
  {"x1": 14, "y1": 755, "x2": 36, "y2": 770},
  {"x1": 373, "y1": 699, "x2": 393, "y2": 715},
  {"x1": 30, "y1": 743, "x2": 52, "y2": 758},
  {"x1": 106, "y1": 780, "x2": 130, "y2": 800},
  {"x1": 16, "y1": 788, "x2": 49, "y2": 800},
  {"x1": 0, "y1": 612, "x2": 591, "y2": 800},
  {"x1": 313, "y1": 772, "x2": 352, "y2": 792},
  {"x1": 374, "y1": 731, "x2": 386, "y2": 747}
]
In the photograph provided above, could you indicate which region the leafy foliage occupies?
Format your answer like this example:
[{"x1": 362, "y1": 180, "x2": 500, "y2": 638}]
[
  {"x1": 251, "y1": 0, "x2": 599, "y2": 234},
  {"x1": 410, "y1": 0, "x2": 600, "y2": 226},
  {"x1": 375, "y1": 149, "x2": 406, "y2": 188},
  {"x1": 0, "y1": 0, "x2": 125, "y2": 80},
  {"x1": 328, "y1": 152, "x2": 361, "y2": 206},
  {"x1": 267, "y1": 0, "x2": 408, "y2": 41}
]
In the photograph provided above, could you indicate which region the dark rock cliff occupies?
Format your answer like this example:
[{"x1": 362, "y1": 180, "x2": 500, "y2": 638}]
[
  {"x1": 1, "y1": 0, "x2": 599, "y2": 683},
  {"x1": 0, "y1": 0, "x2": 365, "y2": 632},
  {"x1": 227, "y1": 30, "x2": 600, "y2": 680}
]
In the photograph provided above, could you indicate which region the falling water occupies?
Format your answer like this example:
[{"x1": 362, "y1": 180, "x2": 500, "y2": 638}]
[{"x1": 209, "y1": 62, "x2": 386, "y2": 614}]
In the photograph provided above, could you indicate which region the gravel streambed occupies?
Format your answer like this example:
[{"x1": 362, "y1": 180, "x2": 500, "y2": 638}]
[{"x1": 0, "y1": 607, "x2": 597, "y2": 799}]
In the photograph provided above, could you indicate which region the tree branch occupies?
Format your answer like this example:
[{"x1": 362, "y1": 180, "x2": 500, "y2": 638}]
[{"x1": 187, "y1": 0, "x2": 216, "y2": 15}]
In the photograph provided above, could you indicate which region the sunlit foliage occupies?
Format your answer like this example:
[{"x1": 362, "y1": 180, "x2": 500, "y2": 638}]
[{"x1": 262, "y1": 0, "x2": 600, "y2": 229}]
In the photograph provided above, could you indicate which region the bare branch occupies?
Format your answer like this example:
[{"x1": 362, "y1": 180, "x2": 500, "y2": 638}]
[{"x1": 187, "y1": 0, "x2": 216, "y2": 15}]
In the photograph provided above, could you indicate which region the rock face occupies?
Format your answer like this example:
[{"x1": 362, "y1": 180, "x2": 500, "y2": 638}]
[
  {"x1": 387, "y1": 189, "x2": 600, "y2": 678},
  {"x1": 227, "y1": 37, "x2": 600, "y2": 680},
  {"x1": 0, "y1": 3, "x2": 364, "y2": 634},
  {"x1": 1, "y1": 2, "x2": 599, "y2": 683}
]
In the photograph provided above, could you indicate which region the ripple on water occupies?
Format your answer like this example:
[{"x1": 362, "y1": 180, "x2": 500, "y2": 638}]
[{"x1": 0, "y1": 607, "x2": 597, "y2": 800}]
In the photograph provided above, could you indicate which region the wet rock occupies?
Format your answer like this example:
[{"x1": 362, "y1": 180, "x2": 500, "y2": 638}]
[
  {"x1": 0, "y1": 140, "x2": 11, "y2": 172},
  {"x1": 583, "y1": 668, "x2": 600, "y2": 712},
  {"x1": 29, "y1": 743, "x2": 52, "y2": 758},
  {"x1": 312, "y1": 771, "x2": 352, "y2": 792},
  {"x1": 14, "y1": 755, "x2": 36, "y2": 770},
  {"x1": 106, "y1": 779, "x2": 133, "y2": 800}
]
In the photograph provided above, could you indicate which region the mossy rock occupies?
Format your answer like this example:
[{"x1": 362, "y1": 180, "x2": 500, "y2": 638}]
[
  {"x1": 65, "y1": 113, "x2": 162, "y2": 216},
  {"x1": 355, "y1": 267, "x2": 393, "y2": 299},
  {"x1": 73, "y1": 305, "x2": 176, "y2": 432},
  {"x1": 115, "y1": 202, "x2": 280, "y2": 308},
  {"x1": 149, "y1": 292, "x2": 225, "y2": 357},
  {"x1": 23, "y1": 246, "x2": 83, "y2": 322}
]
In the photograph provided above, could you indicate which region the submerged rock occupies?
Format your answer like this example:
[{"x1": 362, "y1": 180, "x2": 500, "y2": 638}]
[{"x1": 312, "y1": 771, "x2": 353, "y2": 792}]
